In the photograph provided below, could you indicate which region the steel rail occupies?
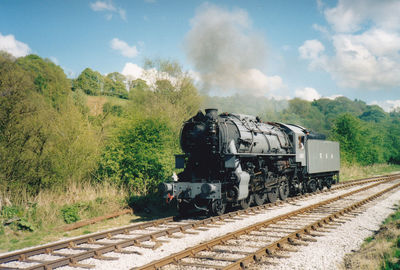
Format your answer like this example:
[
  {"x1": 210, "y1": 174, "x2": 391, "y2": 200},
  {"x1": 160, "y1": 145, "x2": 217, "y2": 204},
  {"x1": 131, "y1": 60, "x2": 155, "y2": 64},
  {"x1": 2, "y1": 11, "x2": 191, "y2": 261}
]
[
  {"x1": 224, "y1": 180, "x2": 400, "y2": 270},
  {"x1": 0, "y1": 174, "x2": 397, "y2": 270},
  {"x1": 134, "y1": 175, "x2": 399, "y2": 270}
]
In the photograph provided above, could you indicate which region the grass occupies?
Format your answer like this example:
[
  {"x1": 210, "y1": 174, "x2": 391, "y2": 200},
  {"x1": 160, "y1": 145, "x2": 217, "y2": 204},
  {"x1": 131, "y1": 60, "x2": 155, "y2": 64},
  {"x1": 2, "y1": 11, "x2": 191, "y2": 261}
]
[
  {"x1": 340, "y1": 163, "x2": 400, "y2": 182},
  {"x1": 0, "y1": 181, "x2": 128, "y2": 252},
  {"x1": 0, "y1": 180, "x2": 177, "y2": 253},
  {"x1": 341, "y1": 204, "x2": 400, "y2": 270}
]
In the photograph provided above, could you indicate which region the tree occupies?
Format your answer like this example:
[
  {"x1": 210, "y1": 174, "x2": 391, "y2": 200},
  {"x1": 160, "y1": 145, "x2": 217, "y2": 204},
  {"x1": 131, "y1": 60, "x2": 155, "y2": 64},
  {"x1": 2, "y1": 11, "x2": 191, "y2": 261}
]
[
  {"x1": 16, "y1": 54, "x2": 70, "y2": 109},
  {"x1": 359, "y1": 105, "x2": 387, "y2": 123},
  {"x1": 128, "y1": 59, "x2": 202, "y2": 133},
  {"x1": 98, "y1": 115, "x2": 175, "y2": 195},
  {"x1": 0, "y1": 52, "x2": 100, "y2": 196},
  {"x1": 281, "y1": 98, "x2": 328, "y2": 134},
  {"x1": 73, "y1": 68, "x2": 104, "y2": 96},
  {"x1": 331, "y1": 114, "x2": 364, "y2": 164}
]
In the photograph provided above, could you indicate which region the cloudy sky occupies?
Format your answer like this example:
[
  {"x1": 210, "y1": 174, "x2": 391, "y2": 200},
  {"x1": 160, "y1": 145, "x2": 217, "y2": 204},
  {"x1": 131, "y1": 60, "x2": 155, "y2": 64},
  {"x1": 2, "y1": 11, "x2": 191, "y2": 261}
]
[{"x1": 1, "y1": 0, "x2": 400, "y2": 111}]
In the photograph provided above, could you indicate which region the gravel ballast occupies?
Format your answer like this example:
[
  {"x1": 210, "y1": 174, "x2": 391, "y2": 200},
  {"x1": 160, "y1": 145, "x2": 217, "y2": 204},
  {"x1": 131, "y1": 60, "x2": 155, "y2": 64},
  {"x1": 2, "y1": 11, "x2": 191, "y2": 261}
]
[{"x1": 253, "y1": 186, "x2": 400, "y2": 270}]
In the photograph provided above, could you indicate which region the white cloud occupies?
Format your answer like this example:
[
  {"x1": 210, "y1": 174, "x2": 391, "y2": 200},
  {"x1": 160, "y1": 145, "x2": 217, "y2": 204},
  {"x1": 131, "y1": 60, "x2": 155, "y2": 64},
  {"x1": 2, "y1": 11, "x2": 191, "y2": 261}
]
[
  {"x1": 300, "y1": 0, "x2": 400, "y2": 90},
  {"x1": 0, "y1": 33, "x2": 30, "y2": 57},
  {"x1": 118, "y1": 8, "x2": 126, "y2": 21},
  {"x1": 90, "y1": 1, "x2": 116, "y2": 11},
  {"x1": 370, "y1": 100, "x2": 400, "y2": 112},
  {"x1": 110, "y1": 38, "x2": 138, "y2": 58},
  {"x1": 299, "y1": 39, "x2": 325, "y2": 60},
  {"x1": 295, "y1": 87, "x2": 321, "y2": 101},
  {"x1": 121, "y1": 62, "x2": 174, "y2": 86},
  {"x1": 90, "y1": 1, "x2": 126, "y2": 21},
  {"x1": 324, "y1": 0, "x2": 400, "y2": 33},
  {"x1": 324, "y1": 94, "x2": 344, "y2": 100},
  {"x1": 312, "y1": 24, "x2": 329, "y2": 36},
  {"x1": 122, "y1": 63, "x2": 144, "y2": 80}
]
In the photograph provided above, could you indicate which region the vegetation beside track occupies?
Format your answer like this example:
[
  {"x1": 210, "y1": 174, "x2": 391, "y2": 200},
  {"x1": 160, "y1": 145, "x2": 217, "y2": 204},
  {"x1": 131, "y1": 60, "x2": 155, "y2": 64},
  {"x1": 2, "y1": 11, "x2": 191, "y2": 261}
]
[
  {"x1": 340, "y1": 164, "x2": 400, "y2": 182},
  {"x1": 341, "y1": 203, "x2": 400, "y2": 270}
]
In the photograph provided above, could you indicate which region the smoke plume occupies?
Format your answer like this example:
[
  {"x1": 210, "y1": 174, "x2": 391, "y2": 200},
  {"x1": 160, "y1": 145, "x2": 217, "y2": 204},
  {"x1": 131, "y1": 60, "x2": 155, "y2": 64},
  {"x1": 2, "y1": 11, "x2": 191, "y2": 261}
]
[{"x1": 184, "y1": 4, "x2": 283, "y2": 96}]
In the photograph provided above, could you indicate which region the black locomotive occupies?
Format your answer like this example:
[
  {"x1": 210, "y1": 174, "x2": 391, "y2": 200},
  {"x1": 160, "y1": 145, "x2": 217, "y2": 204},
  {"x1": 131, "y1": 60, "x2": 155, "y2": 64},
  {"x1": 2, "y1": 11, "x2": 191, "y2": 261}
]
[{"x1": 161, "y1": 109, "x2": 340, "y2": 216}]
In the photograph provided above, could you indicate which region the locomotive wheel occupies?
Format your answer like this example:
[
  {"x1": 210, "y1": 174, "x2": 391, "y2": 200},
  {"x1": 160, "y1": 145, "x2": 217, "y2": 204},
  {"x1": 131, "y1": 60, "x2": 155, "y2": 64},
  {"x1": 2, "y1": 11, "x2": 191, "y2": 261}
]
[
  {"x1": 211, "y1": 199, "x2": 226, "y2": 216},
  {"x1": 240, "y1": 194, "x2": 253, "y2": 209},
  {"x1": 326, "y1": 177, "x2": 332, "y2": 189},
  {"x1": 253, "y1": 192, "x2": 267, "y2": 206},
  {"x1": 299, "y1": 182, "x2": 306, "y2": 195},
  {"x1": 308, "y1": 180, "x2": 317, "y2": 193},
  {"x1": 317, "y1": 179, "x2": 323, "y2": 191},
  {"x1": 266, "y1": 187, "x2": 278, "y2": 203},
  {"x1": 279, "y1": 182, "x2": 289, "y2": 200}
]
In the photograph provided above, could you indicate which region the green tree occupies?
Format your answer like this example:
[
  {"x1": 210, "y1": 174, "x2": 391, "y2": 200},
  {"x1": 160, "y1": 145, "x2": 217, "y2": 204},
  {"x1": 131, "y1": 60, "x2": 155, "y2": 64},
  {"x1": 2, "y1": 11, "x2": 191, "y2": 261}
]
[
  {"x1": 359, "y1": 105, "x2": 387, "y2": 123},
  {"x1": 281, "y1": 98, "x2": 328, "y2": 134},
  {"x1": 0, "y1": 52, "x2": 100, "y2": 196},
  {"x1": 104, "y1": 72, "x2": 128, "y2": 99},
  {"x1": 16, "y1": 54, "x2": 70, "y2": 109},
  {"x1": 331, "y1": 114, "x2": 364, "y2": 164},
  {"x1": 73, "y1": 68, "x2": 104, "y2": 96},
  {"x1": 98, "y1": 115, "x2": 175, "y2": 195}
]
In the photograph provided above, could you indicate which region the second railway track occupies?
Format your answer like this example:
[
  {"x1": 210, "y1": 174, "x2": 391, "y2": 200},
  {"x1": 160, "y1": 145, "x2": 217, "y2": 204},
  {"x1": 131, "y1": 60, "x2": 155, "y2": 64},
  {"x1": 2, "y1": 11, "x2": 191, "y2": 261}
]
[{"x1": 0, "y1": 174, "x2": 399, "y2": 270}]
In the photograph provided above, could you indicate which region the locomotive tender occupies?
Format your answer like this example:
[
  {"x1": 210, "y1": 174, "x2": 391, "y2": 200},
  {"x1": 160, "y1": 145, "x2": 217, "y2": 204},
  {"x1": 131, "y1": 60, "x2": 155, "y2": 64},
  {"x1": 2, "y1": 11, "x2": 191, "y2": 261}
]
[{"x1": 161, "y1": 109, "x2": 340, "y2": 216}]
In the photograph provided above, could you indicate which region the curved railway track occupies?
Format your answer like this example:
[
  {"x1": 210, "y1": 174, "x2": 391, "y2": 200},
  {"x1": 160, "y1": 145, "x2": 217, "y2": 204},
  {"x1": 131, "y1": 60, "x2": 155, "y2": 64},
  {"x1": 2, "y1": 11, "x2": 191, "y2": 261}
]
[{"x1": 0, "y1": 174, "x2": 398, "y2": 270}]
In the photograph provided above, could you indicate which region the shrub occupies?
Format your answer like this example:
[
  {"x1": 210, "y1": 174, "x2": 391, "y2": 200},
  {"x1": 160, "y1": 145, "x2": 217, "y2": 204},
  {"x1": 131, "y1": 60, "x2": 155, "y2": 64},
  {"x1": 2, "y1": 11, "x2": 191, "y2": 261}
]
[
  {"x1": 60, "y1": 204, "x2": 80, "y2": 224},
  {"x1": 98, "y1": 115, "x2": 175, "y2": 195}
]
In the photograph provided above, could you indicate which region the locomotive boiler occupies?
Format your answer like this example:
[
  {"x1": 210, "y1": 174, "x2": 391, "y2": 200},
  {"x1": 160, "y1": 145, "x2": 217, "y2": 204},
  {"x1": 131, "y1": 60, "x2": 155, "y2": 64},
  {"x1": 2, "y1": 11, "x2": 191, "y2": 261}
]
[{"x1": 160, "y1": 109, "x2": 340, "y2": 216}]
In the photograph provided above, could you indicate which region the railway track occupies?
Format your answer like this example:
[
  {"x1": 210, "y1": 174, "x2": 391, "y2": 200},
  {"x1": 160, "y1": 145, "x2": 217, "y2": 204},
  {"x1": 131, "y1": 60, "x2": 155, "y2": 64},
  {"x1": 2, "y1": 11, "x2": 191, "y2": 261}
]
[
  {"x1": 136, "y1": 176, "x2": 400, "y2": 270},
  {"x1": 0, "y1": 174, "x2": 398, "y2": 270}
]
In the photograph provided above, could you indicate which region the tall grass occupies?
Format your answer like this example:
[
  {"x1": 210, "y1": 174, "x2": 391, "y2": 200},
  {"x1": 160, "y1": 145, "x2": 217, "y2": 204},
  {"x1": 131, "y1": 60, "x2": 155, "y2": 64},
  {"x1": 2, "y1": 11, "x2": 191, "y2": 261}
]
[
  {"x1": 0, "y1": 181, "x2": 127, "y2": 252},
  {"x1": 340, "y1": 163, "x2": 400, "y2": 182}
]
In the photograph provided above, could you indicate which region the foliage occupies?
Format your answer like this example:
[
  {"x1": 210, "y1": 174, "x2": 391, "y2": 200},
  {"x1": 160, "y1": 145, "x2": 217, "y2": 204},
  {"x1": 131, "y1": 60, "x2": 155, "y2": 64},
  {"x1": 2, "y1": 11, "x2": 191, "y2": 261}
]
[
  {"x1": 73, "y1": 68, "x2": 104, "y2": 96},
  {"x1": 16, "y1": 218, "x2": 35, "y2": 231},
  {"x1": 104, "y1": 72, "x2": 128, "y2": 99},
  {"x1": 103, "y1": 102, "x2": 123, "y2": 116},
  {"x1": 98, "y1": 115, "x2": 175, "y2": 195},
  {"x1": 0, "y1": 52, "x2": 100, "y2": 195},
  {"x1": 60, "y1": 204, "x2": 80, "y2": 224},
  {"x1": 16, "y1": 54, "x2": 70, "y2": 109},
  {"x1": 129, "y1": 59, "x2": 202, "y2": 133},
  {"x1": 73, "y1": 69, "x2": 128, "y2": 99}
]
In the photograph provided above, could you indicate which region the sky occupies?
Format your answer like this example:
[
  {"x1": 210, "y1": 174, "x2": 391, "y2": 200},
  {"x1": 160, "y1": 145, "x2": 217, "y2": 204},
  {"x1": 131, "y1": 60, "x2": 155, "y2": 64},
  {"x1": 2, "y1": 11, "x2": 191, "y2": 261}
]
[{"x1": 1, "y1": 0, "x2": 400, "y2": 111}]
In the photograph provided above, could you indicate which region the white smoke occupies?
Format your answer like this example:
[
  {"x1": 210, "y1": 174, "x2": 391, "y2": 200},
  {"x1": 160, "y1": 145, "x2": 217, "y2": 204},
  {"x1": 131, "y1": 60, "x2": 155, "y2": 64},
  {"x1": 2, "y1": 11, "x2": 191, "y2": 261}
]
[{"x1": 184, "y1": 4, "x2": 283, "y2": 96}]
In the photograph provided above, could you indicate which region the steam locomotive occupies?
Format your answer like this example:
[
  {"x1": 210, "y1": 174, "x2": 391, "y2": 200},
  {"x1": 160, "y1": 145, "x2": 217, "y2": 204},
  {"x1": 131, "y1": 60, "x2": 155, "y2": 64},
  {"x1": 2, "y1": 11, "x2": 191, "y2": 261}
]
[{"x1": 161, "y1": 109, "x2": 340, "y2": 216}]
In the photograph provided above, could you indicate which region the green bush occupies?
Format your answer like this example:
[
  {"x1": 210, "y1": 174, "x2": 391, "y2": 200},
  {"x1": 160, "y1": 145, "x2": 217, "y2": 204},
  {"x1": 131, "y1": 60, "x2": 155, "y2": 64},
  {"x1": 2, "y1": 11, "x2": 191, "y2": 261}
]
[
  {"x1": 60, "y1": 205, "x2": 80, "y2": 224},
  {"x1": 98, "y1": 115, "x2": 175, "y2": 195},
  {"x1": 17, "y1": 218, "x2": 35, "y2": 231}
]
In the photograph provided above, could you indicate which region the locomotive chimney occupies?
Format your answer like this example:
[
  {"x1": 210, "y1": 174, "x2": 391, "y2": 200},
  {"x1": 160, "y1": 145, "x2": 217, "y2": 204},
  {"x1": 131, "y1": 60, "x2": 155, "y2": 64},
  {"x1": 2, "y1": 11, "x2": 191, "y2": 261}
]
[{"x1": 205, "y1": 108, "x2": 218, "y2": 120}]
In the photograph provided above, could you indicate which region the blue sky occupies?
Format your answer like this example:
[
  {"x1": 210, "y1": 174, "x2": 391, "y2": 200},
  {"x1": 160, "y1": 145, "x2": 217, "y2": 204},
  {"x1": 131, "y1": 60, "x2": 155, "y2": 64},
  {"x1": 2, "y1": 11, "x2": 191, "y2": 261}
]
[{"x1": 1, "y1": 0, "x2": 400, "y2": 111}]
